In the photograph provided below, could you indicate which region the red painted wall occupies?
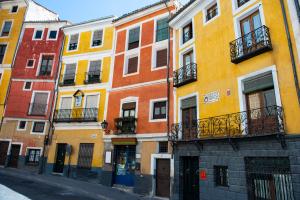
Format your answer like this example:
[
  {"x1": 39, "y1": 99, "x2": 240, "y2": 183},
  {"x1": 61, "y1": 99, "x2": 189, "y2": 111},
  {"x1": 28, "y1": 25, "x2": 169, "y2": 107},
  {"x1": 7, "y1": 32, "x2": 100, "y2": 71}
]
[{"x1": 5, "y1": 26, "x2": 64, "y2": 119}]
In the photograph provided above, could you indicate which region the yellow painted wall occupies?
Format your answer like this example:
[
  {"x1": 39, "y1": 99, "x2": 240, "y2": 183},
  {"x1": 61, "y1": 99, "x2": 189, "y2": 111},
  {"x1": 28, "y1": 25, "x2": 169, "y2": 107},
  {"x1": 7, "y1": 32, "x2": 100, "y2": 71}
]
[
  {"x1": 174, "y1": 0, "x2": 300, "y2": 134},
  {"x1": 0, "y1": 5, "x2": 26, "y2": 121},
  {"x1": 62, "y1": 26, "x2": 114, "y2": 56},
  {"x1": 47, "y1": 129, "x2": 104, "y2": 168}
]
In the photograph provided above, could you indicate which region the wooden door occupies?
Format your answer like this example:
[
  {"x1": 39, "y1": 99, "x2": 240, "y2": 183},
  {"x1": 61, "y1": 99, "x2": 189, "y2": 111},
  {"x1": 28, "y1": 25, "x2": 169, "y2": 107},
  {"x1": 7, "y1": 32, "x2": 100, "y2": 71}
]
[
  {"x1": 53, "y1": 143, "x2": 67, "y2": 173},
  {"x1": 156, "y1": 159, "x2": 170, "y2": 198},
  {"x1": 8, "y1": 144, "x2": 20, "y2": 168},
  {"x1": 0, "y1": 141, "x2": 9, "y2": 166},
  {"x1": 182, "y1": 107, "x2": 197, "y2": 140},
  {"x1": 181, "y1": 157, "x2": 199, "y2": 200}
]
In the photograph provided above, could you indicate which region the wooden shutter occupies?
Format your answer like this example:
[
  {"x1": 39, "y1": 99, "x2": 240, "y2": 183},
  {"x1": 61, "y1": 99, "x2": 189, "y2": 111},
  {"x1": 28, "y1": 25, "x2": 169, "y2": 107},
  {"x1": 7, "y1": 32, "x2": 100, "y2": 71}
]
[
  {"x1": 70, "y1": 34, "x2": 79, "y2": 44},
  {"x1": 93, "y1": 30, "x2": 103, "y2": 41},
  {"x1": 89, "y1": 60, "x2": 101, "y2": 72},
  {"x1": 181, "y1": 96, "x2": 197, "y2": 109},
  {"x1": 122, "y1": 102, "x2": 136, "y2": 110},
  {"x1": 244, "y1": 73, "x2": 273, "y2": 94},
  {"x1": 156, "y1": 49, "x2": 168, "y2": 68},
  {"x1": 127, "y1": 57, "x2": 138, "y2": 74}
]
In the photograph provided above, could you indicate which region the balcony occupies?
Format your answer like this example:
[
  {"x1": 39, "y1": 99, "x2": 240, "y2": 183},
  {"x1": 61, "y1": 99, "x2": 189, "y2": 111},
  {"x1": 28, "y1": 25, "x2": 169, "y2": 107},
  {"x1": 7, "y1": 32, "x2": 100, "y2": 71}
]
[
  {"x1": 173, "y1": 63, "x2": 197, "y2": 87},
  {"x1": 28, "y1": 103, "x2": 47, "y2": 116},
  {"x1": 170, "y1": 106, "x2": 284, "y2": 142},
  {"x1": 114, "y1": 117, "x2": 137, "y2": 134},
  {"x1": 84, "y1": 71, "x2": 101, "y2": 84},
  {"x1": 53, "y1": 108, "x2": 98, "y2": 122},
  {"x1": 59, "y1": 74, "x2": 75, "y2": 86},
  {"x1": 230, "y1": 25, "x2": 272, "y2": 64}
]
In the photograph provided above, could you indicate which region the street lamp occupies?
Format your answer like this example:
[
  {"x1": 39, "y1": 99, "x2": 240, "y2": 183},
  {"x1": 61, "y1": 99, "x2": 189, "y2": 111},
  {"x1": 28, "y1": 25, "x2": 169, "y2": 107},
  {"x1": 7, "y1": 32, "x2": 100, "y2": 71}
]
[{"x1": 101, "y1": 120, "x2": 108, "y2": 129}]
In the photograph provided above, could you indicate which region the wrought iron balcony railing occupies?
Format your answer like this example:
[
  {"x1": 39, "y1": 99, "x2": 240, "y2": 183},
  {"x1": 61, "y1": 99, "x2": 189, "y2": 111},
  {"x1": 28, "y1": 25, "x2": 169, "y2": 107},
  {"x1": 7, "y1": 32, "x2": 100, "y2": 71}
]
[
  {"x1": 28, "y1": 103, "x2": 48, "y2": 116},
  {"x1": 59, "y1": 74, "x2": 75, "y2": 86},
  {"x1": 173, "y1": 63, "x2": 197, "y2": 87},
  {"x1": 114, "y1": 117, "x2": 137, "y2": 134},
  {"x1": 170, "y1": 106, "x2": 284, "y2": 142},
  {"x1": 84, "y1": 71, "x2": 101, "y2": 84},
  {"x1": 53, "y1": 108, "x2": 98, "y2": 122},
  {"x1": 230, "y1": 25, "x2": 272, "y2": 64}
]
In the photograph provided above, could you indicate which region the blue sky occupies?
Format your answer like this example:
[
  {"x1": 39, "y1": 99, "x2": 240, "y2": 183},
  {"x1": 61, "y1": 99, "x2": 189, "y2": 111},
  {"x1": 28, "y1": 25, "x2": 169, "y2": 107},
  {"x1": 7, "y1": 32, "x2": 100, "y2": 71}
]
[{"x1": 35, "y1": 0, "x2": 189, "y2": 23}]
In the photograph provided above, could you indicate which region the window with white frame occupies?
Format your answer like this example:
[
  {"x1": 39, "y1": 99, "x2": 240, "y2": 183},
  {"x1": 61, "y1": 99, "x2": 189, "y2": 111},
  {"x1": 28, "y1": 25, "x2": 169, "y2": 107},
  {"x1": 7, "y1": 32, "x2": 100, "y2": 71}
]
[
  {"x1": 152, "y1": 100, "x2": 167, "y2": 120},
  {"x1": 91, "y1": 30, "x2": 103, "y2": 47},
  {"x1": 63, "y1": 63, "x2": 76, "y2": 85},
  {"x1": 48, "y1": 30, "x2": 58, "y2": 40},
  {"x1": 32, "y1": 122, "x2": 45, "y2": 134},
  {"x1": 26, "y1": 148, "x2": 41, "y2": 164},
  {"x1": 205, "y1": 3, "x2": 218, "y2": 22},
  {"x1": 17, "y1": 121, "x2": 27, "y2": 130},
  {"x1": 33, "y1": 30, "x2": 43, "y2": 40},
  {"x1": 155, "y1": 48, "x2": 168, "y2": 68},
  {"x1": 30, "y1": 92, "x2": 48, "y2": 116},
  {"x1": 156, "y1": 17, "x2": 169, "y2": 42},
  {"x1": 23, "y1": 81, "x2": 32, "y2": 90},
  {"x1": 86, "y1": 60, "x2": 101, "y2": 83},
  {"x1": 26, "y1": 59, "x2": 35, "y2": 68},
  {"x1": 39, "y1": 55, "x2": 54, "y2": 76},
  {"x1": 125, "y1": 55, "x2": 138, "y2": 75},
  {"x1": 182, "y1": 22, "x2": 193, "y2": 44},
  {"x1": 68, "y1": 34, "x2": 79, "y2": 51},
  {"x1": 128, "y1": 27, "x2": 140, "y2": 50},
  {"x1": 1, "y1": 21, "x2": 12, "y2": 37},
  {"x1": 11, "y1": 6, "x2": 18, "y2": 13},
  {"x1": 0, "y1": 44, "x2": 7, "y2": 64}
]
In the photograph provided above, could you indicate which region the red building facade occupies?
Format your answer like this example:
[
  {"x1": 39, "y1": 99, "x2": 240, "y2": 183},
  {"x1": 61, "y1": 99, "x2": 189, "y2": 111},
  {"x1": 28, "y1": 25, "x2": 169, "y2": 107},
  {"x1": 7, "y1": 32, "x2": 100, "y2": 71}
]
[
  {"x1": 1, "y1": 21, "x2": 68, "y2": 171},
  {"x1": 101, "y1": 1, "x2": 177, "y2": 197}
]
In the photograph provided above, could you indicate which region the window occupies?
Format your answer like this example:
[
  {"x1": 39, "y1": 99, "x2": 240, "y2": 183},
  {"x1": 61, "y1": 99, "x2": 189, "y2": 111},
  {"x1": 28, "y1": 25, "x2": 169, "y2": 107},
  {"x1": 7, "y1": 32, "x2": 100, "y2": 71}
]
[
  {"x1": 0, "y1": 44, "x2": 7, "y2": 64},
  {"x1": 237, "y1": 0, "x2": 251, "y2": 8},
  {"x1": 34, "y1": 30, "x2": 43, "y2": 40},
  {"x1": 295, "y1": 0, "x2": 300, "y2": 21},
  {"x1": 126, "y1": 56, "x2": 138, "y2": 74},
  {"x1": 26, "y1": 149, "x2": 41, "y2": 164},
  {"x1": 24, "y1": 82, "x2": 32, "y2": 90},
  {"x1": 122, "y1": 102, "x2": 136, "y2": 118},
  {"x1": 48, "y1": 30, "x2": 57, "y2": 40},
  {"x1": 214, "y1": 166, "x2": 229, "y2": 187},
  {"x1": 32, "y1": 122, "x2": 45, "y2": 133},
  {"x1": 1, "y1": 21, "x2": 12, "y2": 37},
  {"x1": 206, "y1": 3, "x2": 218, "y2": 22},
  {"x1": 152, "y1": 101, "x2": 167, "y2": 120},
  {"x1": 68, "y1": 34, "x2": 79, "y2": 51},
  {"x1": 182, "y1": 22, "x2": 193, "y2": 44},
  {"x1": 181, "y1": 96, "x2": 197, "y2": 140},
  {"x1": 183, "y1": 50, "x2": 194, "y2": 66},
  {"x1": 86, "y1": 60, "x2": 101, "y2": 83},
  {"x1": 63, "y1": 64, "x2": 76, "y2": 85},
  {"x1": 159, "y1": 141, "x2": 168, "y2": 153},
  {"x1": 156, "y1": 17, "x2": 169, "y2": 42},
  {"x1": 30, "y1": 92, "x2": 48, "y2": 116},
  {"x1": 26, "y1": 59, "x2": 34, "y2": 68},
  {"x1": 91, "y1": 30, "x2": 103, "y2": 47},
  {"x1": 39, "y1": 55, "x2": 53, "y2": 76},
  {"x1": 18, "y1": 121, "x2": 27, "y2": 130},
  {"x1": 128, "y1": 27, "x2": 140, "y2": 50},
  {"x1": 156, "y1": 48, "x2": 168, "y2": 68},
  {"x1": 11, "y1": 6, "x2": 18, "y2": 13},
  {"x1": 0, "y1": 73, "x2": 2, "y2": 81}
]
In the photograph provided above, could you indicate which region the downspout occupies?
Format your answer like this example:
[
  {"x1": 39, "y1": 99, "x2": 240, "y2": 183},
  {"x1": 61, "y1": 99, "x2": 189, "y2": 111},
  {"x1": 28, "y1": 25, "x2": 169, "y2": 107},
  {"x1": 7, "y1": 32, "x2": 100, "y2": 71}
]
[
  {"x1": 39, "y1": 30, "x2": 66, "y2": 174},
  {"x1": 279, "y1": 0, "x2": 300, "y2": 105},
  {"x1": 0, "y1": 0, "x2": 29, "y2": 132}
]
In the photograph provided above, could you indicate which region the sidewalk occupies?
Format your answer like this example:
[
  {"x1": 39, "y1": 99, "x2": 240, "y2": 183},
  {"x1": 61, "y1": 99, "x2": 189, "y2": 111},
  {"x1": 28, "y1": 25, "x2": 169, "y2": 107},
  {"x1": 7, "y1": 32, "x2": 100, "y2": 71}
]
[{"x1": 0, "y1": 168, "x2": 160, "y2": 200}]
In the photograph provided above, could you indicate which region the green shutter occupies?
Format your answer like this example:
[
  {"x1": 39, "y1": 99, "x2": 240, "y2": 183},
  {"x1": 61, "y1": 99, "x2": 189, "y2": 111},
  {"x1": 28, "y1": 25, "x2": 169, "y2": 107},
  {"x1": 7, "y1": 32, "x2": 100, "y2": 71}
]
[
  {"x1": 243, "y1": 73, "x2": 274, "y2": 94},
  {"x1": 129, "y1": 27, "x2": 140, "y2": 43}
]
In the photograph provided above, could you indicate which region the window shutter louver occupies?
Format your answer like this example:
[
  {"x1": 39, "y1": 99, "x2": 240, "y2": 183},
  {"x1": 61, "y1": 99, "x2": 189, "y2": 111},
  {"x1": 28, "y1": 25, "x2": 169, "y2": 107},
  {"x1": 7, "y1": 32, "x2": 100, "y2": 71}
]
[
  {"x1": 181, "y1": 96, "x2": 197, "y2": 109},
  {"x1": 122, "y1": 102, "x2": 136, "y2": 110},
  {"x1": 89, "y1": 60, "x2": 101, "y2": 72},
  {"x1": 156, "y1": 49, "x2": 168, "y2": 68},
  {"x1": 243, "y1": 73, "x2": 274, "y2": 94},
  {"x1": 127, "y1": 57, "x2": 138, "y2": 74},
  {"x1": 70, "y1": 34, "x2": 79, "y2": 44}
]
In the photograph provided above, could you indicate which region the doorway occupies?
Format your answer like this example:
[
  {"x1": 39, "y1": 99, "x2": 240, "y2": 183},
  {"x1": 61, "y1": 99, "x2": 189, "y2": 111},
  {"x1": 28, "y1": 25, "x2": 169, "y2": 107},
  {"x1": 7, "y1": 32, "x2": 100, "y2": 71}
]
[
  {"x1": 0, "y1": 141, "x2": 9, "y2": 166},
  {"x1": 8, "y1": 144, "x2": 21, "y2": 168},
  {"x1": 180, "y1": 156, "x2": 199, "y2": 200},
  {"x1": 156, "y1": 159, "x2": 170, "y2": 198},
  {"x1": 53, "y1": 143, "x2": 67, "y2": 173}
]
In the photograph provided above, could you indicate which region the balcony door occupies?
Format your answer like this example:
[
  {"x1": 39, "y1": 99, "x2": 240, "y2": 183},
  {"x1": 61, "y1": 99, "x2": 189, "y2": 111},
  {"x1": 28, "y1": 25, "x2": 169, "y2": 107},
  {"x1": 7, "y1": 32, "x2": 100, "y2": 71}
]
[
  {"x1": 244, "y1": 73, "x2": 278, "y2": 134},
  {"x1": 182, "y1": 51, "x2": 194, "y2": 82},
  {"x1": 85, "y1": 95, "x2": 98, "y2": 119},
  {"x1": 120, "y1": 102, "x2": 136, "y2": 133},
  {"x1": 31, "y1": 92, "x2": 48, "y2": 115},
  {"x1": 240, "y1": 11, "x2": 262, "y2": 52},
  {"x1": 59, "y1": 97, "x2": 72, "y2": 120},
  {"x1": 181, "y1": 97, "x2": 197, "y2": 140}
]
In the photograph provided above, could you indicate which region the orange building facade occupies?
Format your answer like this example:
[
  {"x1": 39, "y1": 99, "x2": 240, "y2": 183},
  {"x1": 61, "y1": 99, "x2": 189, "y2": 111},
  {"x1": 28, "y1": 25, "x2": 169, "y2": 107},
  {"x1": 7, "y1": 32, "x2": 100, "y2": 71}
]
[{"x1": 101, "y1": 1, "x2": 177, "y2": 197}]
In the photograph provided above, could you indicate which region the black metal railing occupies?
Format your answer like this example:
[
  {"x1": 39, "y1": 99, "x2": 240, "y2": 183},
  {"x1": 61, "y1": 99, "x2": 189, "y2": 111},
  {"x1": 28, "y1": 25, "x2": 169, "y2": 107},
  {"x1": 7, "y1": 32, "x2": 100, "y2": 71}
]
[
  {"x1": 156, "y1": 27, "x2": 169, "y2": 42},
  {"x1": 84, "y1": 71, "x2": 101, "y2": 84},
  {"x1": 237, "y1": 0, "x2": 250, "y2": 7},
  {"x1": 60, "y1": 73, "x2": 75, "y2": 86},
  {"x1": 53, "y1": 108, "x2": 98, "y2": 122},
  {"x1": 230, "y1": 25, "x2": 272, "y2": 64},
  {"x1": 114, "y1": 117, "x2": 137, "y2": 134},
  {"x1": 28, "y1": 103, "x2": 47, "y2": 116},
  {"x1": 183, "y1": 30, "x2": 193, "y2": 44},
  {"x1": 170, "y1": 106, "x2": 284, "y2": 141},
  {"x1": 173, "y1": 63, "x2": 197, "y2": 87}
]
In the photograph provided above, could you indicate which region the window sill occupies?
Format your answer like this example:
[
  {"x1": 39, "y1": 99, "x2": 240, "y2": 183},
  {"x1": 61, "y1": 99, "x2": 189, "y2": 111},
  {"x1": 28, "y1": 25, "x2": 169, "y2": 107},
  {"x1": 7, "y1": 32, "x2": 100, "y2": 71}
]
[
  {"x1": 149, "y1": 118, "x2": 167, "y2": 123},
  {"x1": 179, "y1": 38, "x2": 194, "y2": 50}
]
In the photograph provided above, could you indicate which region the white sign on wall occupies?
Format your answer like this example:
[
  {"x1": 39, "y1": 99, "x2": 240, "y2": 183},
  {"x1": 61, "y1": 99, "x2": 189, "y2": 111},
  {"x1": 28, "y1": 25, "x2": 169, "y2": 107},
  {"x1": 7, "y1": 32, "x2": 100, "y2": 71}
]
[
  {"x1": 105, "y1": 151, "x2": 112, "y2": 164},
  {"x1": 204, "y1": 91, "x2": 220, "y2": 104}
]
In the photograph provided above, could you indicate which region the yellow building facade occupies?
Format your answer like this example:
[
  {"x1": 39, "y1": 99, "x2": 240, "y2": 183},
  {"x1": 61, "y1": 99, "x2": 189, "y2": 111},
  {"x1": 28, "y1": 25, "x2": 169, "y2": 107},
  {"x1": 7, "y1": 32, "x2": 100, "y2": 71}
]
[
  {"x1": 0, "y1": 0, "x2": 26, "y2": 122},
  {"x1": 46, "y1": 17, "x2": 115, "y2": 178}
]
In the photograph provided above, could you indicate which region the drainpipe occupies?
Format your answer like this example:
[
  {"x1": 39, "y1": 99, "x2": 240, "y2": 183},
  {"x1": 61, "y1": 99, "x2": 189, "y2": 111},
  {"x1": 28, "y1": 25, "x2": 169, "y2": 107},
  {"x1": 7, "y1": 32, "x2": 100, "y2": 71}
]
[
  {"x1": 39, "y1": 30, "x2": 66, "y2": 174},
  {"x1": 279, "y1": 0, "x2": 300, "y2": 105}
]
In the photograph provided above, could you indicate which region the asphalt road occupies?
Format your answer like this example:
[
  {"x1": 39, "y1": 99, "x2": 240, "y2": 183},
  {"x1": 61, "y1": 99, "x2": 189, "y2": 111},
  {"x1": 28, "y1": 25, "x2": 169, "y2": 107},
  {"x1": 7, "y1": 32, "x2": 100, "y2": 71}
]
[{"x1": 0, "y1": 173, "x2": 99, "y2": 200}]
